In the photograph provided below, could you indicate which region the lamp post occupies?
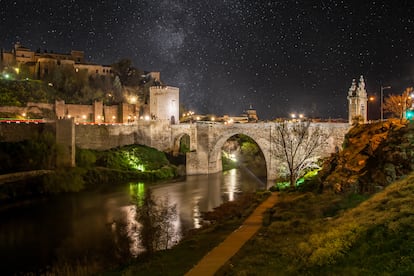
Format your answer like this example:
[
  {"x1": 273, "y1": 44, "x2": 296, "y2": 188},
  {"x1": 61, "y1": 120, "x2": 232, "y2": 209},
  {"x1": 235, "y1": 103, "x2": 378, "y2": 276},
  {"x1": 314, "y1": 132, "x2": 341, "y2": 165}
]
[{"x1": 380, "y1": 85, "x2": 391, "y2": 121}]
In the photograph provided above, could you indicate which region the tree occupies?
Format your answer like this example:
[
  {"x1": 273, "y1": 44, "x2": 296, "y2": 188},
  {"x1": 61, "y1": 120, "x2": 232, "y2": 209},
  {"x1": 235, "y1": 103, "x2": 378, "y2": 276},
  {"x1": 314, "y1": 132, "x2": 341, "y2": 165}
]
[
  {"x1": 383, "y1": 87, "x2": 413, "y2": 120},
  {"x1": 111, "y1": 58, "x2": 144, "y2": 87},
  {"x1": 135, "y1": 189, "x2": 177, "y2": 255},
  {"x1": 272, "y1": 121, "x2": 330, "y2": 188}
]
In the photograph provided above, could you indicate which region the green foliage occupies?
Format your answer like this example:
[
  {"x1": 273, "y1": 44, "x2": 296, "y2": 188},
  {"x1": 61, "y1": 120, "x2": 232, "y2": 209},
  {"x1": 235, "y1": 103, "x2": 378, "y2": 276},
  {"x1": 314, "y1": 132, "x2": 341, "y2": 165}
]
[
  {"x1": 79, "y1": 145, "x2": 176, "y2": 186},
  {"x1": 222, "y1": 155, "x2": 238, "y2": 171},
  {"x1": 95, "y1": 145, "x2": 169, "y2": 171},
  {"x1": 0, "y1": 131, "x2": 56, "y2": 173},
  {"x1": 0, "y1": 79, "x2": 55, "y2": 106},
  {"x1": 42, "y1": 168, "x2": 85, "y2": 193},
  {"x1": 76, "y1": 148, "x2": 97, "y2": 168}
]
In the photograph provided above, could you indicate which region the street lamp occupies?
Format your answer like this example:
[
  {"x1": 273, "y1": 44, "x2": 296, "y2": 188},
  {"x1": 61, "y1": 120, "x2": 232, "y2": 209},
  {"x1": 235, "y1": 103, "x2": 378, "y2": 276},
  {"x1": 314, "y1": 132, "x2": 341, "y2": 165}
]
[{"x1": 380, "y1": 85, "x2": 391, "y2": 121}]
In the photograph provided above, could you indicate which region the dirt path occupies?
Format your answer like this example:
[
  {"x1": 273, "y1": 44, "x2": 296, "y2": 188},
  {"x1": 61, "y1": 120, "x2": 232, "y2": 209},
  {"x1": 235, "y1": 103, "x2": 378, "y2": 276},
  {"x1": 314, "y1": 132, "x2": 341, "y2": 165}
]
[{"x1": 185, "y1": 192, "x2": 279, "y2": 276}]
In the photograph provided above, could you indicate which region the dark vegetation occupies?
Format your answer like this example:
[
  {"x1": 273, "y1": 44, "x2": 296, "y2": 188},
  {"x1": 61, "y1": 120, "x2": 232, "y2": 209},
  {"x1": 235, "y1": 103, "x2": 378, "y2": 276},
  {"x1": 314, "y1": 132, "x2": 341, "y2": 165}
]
[
  {"x1": 0, "y1": 79, "x2": 56, "y2": 106},
  {"x1": 0, "y1": 138, "x2": 177, "y2": 203},
  {"x1": 0, "y1": 131, "x2": 56, "y2": 174}
]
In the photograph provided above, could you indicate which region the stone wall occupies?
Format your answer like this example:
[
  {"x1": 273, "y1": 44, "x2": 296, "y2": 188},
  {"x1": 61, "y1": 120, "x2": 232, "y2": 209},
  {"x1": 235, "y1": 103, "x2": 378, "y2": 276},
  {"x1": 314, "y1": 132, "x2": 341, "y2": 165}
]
[
  {"x1": 0, "y1": 102, "x2": 54, "y2": 118},
  {"x1": 75, "y1": 123, "x2": 138, "y2": 150},
  {"x1": 66, "y1": 104, "x2": 94, "y2": 122},
  {"x1": 56, "y1": 119, "x2": 75, "y2": 167},
  {"x1": 0, "y1": 122, "x2": 55, "y2": 142}
]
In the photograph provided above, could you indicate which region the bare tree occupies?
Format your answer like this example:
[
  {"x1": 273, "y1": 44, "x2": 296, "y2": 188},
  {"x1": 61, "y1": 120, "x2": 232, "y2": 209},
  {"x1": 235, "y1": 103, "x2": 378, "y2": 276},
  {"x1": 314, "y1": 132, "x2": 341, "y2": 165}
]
[
  {"x1": 383, "y1": 87, "x2": 413, "y2": 120},
  {"x1": 135, "y1": 189, "x2": 177, "y2": 255},
  {"x1": 272, "y1": 121, "x2": 330, "y2": 188}
]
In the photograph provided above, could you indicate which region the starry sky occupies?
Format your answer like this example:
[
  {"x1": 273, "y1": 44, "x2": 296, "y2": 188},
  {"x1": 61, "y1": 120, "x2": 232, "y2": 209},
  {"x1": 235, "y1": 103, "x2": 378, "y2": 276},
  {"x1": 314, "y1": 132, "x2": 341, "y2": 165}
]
[{"x1": 1, "y1": 0, "x2": 414, "y2": 120}]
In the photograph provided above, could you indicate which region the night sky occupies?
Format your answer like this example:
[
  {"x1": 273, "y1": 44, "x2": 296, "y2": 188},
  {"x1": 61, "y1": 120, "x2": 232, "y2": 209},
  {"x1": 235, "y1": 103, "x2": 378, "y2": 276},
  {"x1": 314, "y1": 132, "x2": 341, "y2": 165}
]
[{"x1": 1, "y1": 0, "x2": 414, "y2": 120}]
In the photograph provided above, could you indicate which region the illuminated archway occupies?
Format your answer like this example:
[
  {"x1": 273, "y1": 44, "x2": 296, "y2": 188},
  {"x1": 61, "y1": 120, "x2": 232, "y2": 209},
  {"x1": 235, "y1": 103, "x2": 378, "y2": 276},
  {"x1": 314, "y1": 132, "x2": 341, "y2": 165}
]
[{"x1": 209, "y1": 132, "x2": 269, "y2": 179}]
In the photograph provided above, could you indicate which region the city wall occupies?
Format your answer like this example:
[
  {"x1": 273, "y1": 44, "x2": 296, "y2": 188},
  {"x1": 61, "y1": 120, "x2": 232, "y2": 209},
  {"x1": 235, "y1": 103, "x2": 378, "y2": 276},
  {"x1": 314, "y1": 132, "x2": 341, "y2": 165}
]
[
  {"x1": 0, "y1": 101, "x2": 138, "y2": 124},
  {"x1": 0, "y1": 122, "x2": 56, "y2": 142}
]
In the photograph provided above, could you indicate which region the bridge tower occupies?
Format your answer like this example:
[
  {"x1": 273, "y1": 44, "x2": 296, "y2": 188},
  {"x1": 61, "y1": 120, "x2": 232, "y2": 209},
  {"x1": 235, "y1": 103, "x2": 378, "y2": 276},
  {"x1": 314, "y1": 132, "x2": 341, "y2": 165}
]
[{"x1": 347, "y1": 75, "x2": 368, "y2": 124}]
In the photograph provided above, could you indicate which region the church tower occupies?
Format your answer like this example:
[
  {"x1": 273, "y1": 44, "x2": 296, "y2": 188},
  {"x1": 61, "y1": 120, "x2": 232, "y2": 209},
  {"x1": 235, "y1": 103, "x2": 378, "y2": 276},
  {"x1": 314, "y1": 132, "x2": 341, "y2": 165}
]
[{"x1": 347, "y1": 75, "x2": 368, "y2": 124}]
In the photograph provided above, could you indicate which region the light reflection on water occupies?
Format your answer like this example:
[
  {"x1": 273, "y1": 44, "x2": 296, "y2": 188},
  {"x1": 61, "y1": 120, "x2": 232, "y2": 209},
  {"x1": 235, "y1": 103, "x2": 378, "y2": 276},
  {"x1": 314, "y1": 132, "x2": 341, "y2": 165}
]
[
  {"x1": 0, "y1": 169, "x2": 261, "y2": 274},
  {"x1": 121, "y1": 169, "x2": 258, "y2": 255}
]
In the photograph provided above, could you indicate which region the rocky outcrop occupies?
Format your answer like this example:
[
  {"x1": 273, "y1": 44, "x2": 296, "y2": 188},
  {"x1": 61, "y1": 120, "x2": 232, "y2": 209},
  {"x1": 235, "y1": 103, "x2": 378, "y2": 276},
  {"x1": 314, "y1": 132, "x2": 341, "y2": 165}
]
[{"x1": 321, "y1": 119, "x2": 414, "y2": 193}]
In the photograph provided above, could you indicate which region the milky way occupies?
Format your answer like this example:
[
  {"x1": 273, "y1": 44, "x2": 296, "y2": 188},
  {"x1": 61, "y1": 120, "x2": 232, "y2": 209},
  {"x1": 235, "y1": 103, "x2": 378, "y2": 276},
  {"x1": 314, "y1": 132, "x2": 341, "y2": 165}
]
[{"x1": 1, "y1": 0, "x2": 414, "y2": 119}]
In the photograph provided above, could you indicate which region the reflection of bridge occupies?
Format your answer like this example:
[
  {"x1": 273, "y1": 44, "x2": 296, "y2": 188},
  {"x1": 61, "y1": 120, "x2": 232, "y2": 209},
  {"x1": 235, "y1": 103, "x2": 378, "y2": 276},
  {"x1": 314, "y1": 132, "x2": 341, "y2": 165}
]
[
  {"x1": 171, "y1": 122, "x2": 349, "y2": 180},
  {"x1": 0, "y1": 119, "x2": 349, "y2": 180}
]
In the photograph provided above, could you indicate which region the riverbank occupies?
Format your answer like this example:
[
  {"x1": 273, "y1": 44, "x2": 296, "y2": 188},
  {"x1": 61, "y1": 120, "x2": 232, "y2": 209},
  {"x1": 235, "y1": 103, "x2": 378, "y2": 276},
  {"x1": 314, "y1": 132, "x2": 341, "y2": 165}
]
[
  {"x1": 0, "y1": 143, "x2": 181, "y2": 204},
  {"x1": 218, "y1": 172, "x2": 414, "y2": 274},
  {"x1": 110, "y1": 191, "x2": 271, "y2": 275},
  {"x1": 0, "y1": 170, "x2": 53, "y2": 185}
]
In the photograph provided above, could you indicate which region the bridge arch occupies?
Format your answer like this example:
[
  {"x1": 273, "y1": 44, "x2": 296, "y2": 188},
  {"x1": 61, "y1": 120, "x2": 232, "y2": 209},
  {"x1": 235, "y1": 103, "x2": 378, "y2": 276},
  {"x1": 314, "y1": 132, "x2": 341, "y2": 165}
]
[
  {"x1": 172, "y1": 132, "x2": 191, "y2": 156},
  {"x1": 208, "y1": 130, "x2": 272, "y2": 179}
]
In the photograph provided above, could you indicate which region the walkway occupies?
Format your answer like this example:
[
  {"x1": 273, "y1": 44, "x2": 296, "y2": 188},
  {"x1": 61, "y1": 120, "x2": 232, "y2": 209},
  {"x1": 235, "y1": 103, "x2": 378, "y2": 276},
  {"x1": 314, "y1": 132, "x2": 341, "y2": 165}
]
[{"x1": 185, "y1": 192, "x2": 279, "y2": 276}]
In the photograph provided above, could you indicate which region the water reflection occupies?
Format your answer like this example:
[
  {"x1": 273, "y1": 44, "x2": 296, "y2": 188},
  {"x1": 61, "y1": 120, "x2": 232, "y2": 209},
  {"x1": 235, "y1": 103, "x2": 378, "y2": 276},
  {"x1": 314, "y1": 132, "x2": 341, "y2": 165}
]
[{"x1": 0, "y1": 169, "x2": 261, "y2": 274}]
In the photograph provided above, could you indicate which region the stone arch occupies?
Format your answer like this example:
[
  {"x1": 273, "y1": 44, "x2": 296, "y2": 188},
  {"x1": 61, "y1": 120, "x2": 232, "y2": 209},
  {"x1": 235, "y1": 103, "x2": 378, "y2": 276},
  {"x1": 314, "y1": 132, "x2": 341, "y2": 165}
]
[
  {"x1": 172, "y1": 132, "x2": 191, "y2": 156},
  {"x1": 208, "y1": 131, "x2": 271, "y2": 179}
]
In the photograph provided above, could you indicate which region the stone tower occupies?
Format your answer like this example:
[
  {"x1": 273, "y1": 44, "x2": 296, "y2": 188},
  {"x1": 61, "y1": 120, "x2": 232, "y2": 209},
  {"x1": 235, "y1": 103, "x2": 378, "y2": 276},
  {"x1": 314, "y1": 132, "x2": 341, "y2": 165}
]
[{"x1": 347, "y1": 75, "x2": 368, "y2": 124}]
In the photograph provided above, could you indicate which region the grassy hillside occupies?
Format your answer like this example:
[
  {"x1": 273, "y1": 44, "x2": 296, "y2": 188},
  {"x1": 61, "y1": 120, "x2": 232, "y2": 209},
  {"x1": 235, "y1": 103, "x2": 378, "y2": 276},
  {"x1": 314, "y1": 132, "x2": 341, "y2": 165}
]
[{"x1": 220, "y1": 173, "x2": 414, "y2": 275}]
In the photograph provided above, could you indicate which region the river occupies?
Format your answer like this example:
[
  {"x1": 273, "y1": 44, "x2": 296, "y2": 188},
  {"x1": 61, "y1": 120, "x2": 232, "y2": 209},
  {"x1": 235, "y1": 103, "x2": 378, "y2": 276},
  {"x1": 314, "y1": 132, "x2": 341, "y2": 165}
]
[{"x1": 0, "y1": 168, "x2": 266, "y2": 275}]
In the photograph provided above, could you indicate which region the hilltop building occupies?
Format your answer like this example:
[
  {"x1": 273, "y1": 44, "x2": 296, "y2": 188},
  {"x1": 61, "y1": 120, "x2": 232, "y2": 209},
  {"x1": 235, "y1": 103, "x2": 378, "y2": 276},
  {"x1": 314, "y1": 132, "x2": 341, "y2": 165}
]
[
  {"x1": 347, "y1": 75, "x2": 368, "y2": 124},
  {"x1": 0, "y1": 42, "x2": 112, "y2": 78},
  {"x1": 0, "y1": 42, "x2": 180, "y2": 124}
]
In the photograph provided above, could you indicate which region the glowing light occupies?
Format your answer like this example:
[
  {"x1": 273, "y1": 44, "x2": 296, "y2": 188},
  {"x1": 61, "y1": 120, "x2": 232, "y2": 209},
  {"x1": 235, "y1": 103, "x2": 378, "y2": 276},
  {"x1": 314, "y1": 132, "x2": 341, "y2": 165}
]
[
  {"x1": 14, "y1": 67, "x2": 19, "y2": 74},
  {"x1": 82, "y1": 115, "x2": 86, "y2": 119},
  {"x1": 144, "y1": 115, "x2": 150, "y2": 121},
  {"x1": 48, "y1": 82, "x2": 53, "y2": 86},
  {"x1": 406, "y1": 110, "x2": 414, "y2": 120},
  {"x1": 130, "y1": 96, "x2": 137, "y2": 104},
  {"x1": 22, "y1": 113, "x2": 26, "y2": 117}
]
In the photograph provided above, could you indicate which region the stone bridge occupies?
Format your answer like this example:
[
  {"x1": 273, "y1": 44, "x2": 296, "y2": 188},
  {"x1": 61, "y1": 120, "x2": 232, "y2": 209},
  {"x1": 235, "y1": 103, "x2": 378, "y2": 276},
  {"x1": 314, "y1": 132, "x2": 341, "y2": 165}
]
[
  {"x1": 0, "y1": 120, "x2": 349, "y2": 180},
  {"x1": 170, "y1": 122, "x2": 349, "y2": 180}
]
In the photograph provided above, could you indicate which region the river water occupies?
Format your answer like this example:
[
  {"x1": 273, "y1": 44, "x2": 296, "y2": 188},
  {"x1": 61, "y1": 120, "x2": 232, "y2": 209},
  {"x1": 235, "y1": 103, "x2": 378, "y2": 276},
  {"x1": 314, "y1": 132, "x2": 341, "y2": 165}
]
[{"x1": 0, "y1": 168, "x2": 266, "y2": 275}]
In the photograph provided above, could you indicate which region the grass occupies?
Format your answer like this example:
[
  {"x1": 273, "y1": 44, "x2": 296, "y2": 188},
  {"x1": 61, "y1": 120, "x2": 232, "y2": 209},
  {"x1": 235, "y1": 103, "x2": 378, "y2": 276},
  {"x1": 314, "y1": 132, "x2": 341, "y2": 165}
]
[{"x1": 219, "y1": 173, "x2": 414, "y2": 275}]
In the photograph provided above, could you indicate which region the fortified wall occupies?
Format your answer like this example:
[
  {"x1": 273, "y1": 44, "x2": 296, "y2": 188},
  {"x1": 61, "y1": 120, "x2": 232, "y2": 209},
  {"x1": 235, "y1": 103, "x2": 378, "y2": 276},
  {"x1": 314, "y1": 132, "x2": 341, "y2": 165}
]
[{"x1": 0, "y1": 121, "x2": 55, "y2": 142}]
